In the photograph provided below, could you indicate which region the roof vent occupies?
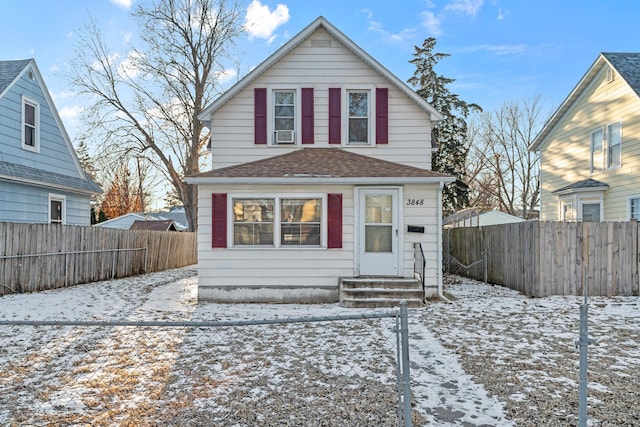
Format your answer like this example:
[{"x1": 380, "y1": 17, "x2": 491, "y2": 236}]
[
  {"x1": 606, "y1": 68, "x2": 615, "y2": 83},
  {"x1": 28, "y1": 70, "x2": 34, "y2": 80},
  {"x1": 310, "y1": 39, "x2": 332, "y2": 48}
]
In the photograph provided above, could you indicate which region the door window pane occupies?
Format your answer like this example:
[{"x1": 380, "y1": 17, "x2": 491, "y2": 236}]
[{"x1": 365, "y1": 226, "x2": 392, "y2": 252}]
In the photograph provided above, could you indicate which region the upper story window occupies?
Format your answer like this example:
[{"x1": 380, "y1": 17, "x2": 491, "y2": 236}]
[
  {"x1": 590, "y1": 122, "x2": 622, "y2": 173},
  {"x1": 22, "y1": 96, "x2": 40, "y2": 152},
  {"x1": 607, "y1": 122, "x2": 621, "y2": 168},
  {"x1": 347, "y1": 90, "x2": 370, "y2": 145},
  {"x1": 273, "y1": 90, "x2": 296, "y2": 144},
  {"x1": 590, "y1": 127, "x2": 604, "y2": 173}
]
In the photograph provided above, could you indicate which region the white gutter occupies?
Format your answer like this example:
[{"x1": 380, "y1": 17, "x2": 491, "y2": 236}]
[{"x1": 437, "y1": 180, "x2": 451, "y2": 302}]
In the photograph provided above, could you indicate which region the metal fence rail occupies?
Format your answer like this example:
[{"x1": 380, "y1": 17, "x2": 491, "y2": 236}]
[{"x1": 0, "y1": 305, "x2": 415, "y2": 426}]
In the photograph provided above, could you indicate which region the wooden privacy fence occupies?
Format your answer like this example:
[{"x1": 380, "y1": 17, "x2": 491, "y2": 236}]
[
  {"x1": 0, "y1": 222, "x2": 197, "y2": 295},
  {"x1": 444, "y1": 221, "x2": 640, "y2": 297}
]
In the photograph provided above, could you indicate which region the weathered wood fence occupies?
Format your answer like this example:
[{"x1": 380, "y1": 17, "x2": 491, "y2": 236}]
[
  {"x1": 0, "y1": 222, "x2": 197, "y2": 295},
  {"x1": 444, "y1": 221, "x2": 640, "y2": 297}
]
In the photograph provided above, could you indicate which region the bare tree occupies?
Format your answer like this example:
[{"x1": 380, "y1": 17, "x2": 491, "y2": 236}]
[
  {"x1": 67, "y1": 0, "x2": 245, "y2": 231},
  {"x1": 466, "y1": 95, "x2": 547, "y2": 219}
]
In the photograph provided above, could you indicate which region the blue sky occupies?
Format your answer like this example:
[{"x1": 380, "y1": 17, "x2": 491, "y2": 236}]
[{"x1": 2, "y1": 0, "x2": 639, "y2": 141}]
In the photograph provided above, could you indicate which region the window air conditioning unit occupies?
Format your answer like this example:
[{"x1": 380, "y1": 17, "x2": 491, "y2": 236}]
[{"x1": 275, "y1": 130, "x2": 295, "y2": 144}]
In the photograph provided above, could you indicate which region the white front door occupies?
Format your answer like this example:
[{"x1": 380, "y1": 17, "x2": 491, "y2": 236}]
[{"x1": 358, "y1": 188, "x2": 399, "y2": 276}]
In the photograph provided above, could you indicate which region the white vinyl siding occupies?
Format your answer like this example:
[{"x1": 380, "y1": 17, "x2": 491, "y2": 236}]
[
  {"x1": 209, "y1": 27, "x2": 434, "y2": 170},
  {"x1": 196, "y1": 183, "x2": 441, "y2": 294}
]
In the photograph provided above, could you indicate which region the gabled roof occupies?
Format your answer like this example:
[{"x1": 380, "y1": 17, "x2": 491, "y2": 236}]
[
  {"x1": 197, "y1": 16, "x2": 443, "y2": 126},
  {"x1": 552, "y1": 178, "x2": 609, "y2": 195},
  {"x1": 186, "y1": 147, "x2": 454, "y2": 185},
  {"x1": 530, "y1": 52, "x2": 640, "y2": 151},
  {"x1": 0, "y1": 59, "x2": 31, "y2": 96},
  {"x1": 96, "y1": 211, "x2": 189, "y2": 230},
  {"x1": 0, "y1": 58, "x2": 100, "y2": 194},
  {"x1": 129, "y1": 219, "x2": 178, "y2": 232}
]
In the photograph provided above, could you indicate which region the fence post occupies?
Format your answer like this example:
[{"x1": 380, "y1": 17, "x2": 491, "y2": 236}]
[
  {"x1": 483, "y1": 249, "x2": 488, "y2": 284},
  {"x1": 399, "y1": 301, "x2": 412, "y2": 427}
]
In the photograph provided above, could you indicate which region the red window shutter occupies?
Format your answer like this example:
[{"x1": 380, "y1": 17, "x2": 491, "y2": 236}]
[
  {"x1": 254, "y1": 88, "x2": 267, "y2": 144},
  {"x1": 328, "y1": 88, "x2": 341, "y2": 144},
  {"x1": 376, "y1": 87, "x2": 389, "y2": 144},
  {"x1": 327, "y1": 193, "x2": 342, "y2": 249},
  {"x1": 301, "y1": 88, "x2": 314, "y2": 144},
  {"x1": 212, "y1": 193, "x2": 227, "y2": 248}
]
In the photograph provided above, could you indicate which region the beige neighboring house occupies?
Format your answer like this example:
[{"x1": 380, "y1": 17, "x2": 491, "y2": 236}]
[
  {"x1": 530, "y1": 52, "x2": 640, "y2": 222},
  {"x1": 186, "y1": 17, "x2": 454, "y2": 304}
]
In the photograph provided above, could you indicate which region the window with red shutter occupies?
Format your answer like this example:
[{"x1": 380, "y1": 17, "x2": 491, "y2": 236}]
[
  {"x1": 301, "y1": 88, "x2": 314, "y2": 144},
  {"x1": 254, "y1": 88, "x2": 267, "y2": 144},
  {"x1": 212, "y1": 193, "x2": 227, "y2": 248},
  {"x1": 328, "y1": 88, "x2": 341, "y2": 144},
  {"x1": 376, "y1": 87, "x2": 388, "y2": 144},
  {"x1": 327, "y1": 193, "x2": 342, "y2": 248}
]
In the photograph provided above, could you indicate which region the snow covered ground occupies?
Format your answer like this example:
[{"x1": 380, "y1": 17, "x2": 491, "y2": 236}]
[{"x1": 0, "y1": 267, "x2": 638, "y2": 426}]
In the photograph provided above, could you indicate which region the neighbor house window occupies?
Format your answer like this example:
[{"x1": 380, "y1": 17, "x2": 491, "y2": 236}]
[
  {"x1": 607, "y1": 122, "x2": 621, "y2": 168},
  {"x1": 561, "y1": 202, "x2": 574, "y2": 221},
  {"x1": 49, "y1": 195, "x2": 65, "y2": 224},
  {"x1": 590, "y1": 127, "x2": 604, "y2": 173},
  {"x1": 22, "y1": 96, "x2": 39, "y2": 152},
  {"x1": 581, "y1": 202, "x2": 601, "y2": 222},
  {"x1": 273, "y1": 90, "x2": 296, "y2": 144},
  {"x1": 629, "y1": 197, "x2": 640, "y2": 220},
  {"x1": 347, "y1": 90, "x2": 370, "y2": 144},
  {"x1": 232, "y1": 195, "x2": 323, "y2": 247}
]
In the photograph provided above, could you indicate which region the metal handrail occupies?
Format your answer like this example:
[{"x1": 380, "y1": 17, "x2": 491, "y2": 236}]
[{"x1": 413, "y1": 242, "x2": 426, "y2": 297}]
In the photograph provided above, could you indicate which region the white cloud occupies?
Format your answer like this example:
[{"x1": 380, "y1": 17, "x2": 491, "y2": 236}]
[
  {"x1": 123, "y1": 31, "x2": 133, "y2": 43},
  {"x1": 420, "y1": 11, "x2": 442, "y2": 36},
  {"x1": 59, "y1": 105, "x2": 84, "y2": 122},
  {"x1": 244, "y1": 0, "x2": 290, "y2": 42},
  {"x1": 110, "y1": 0, "x2": 132, "y2": 10},
  {"x1": 117, "y1": 51, "x2": 143, "y2": 79},
  {"x1": 444, "y1": 0, "x2": 484, "y2": 17},
  {"x1": 460, "y1": 44, "x2": 527, "y2": 55},
  {"x1": 497, "y1": 8, "x2": 509, "y2": 20},
  {"x1": 214, "y1": 68, "x2": 238, "y2": 83},
  {"x1": 368, "y1": 21, "x2": 416, "y2": 43}
]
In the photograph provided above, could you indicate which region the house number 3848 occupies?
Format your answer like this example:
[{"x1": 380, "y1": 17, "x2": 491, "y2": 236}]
[{"x1": 406, "y1": 198, "x2": 425, "y2": 206}]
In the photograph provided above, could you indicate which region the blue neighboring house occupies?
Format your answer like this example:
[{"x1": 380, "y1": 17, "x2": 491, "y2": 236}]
[{"x1": 0, "y1": 59, "x2": 101, "y2": 225}]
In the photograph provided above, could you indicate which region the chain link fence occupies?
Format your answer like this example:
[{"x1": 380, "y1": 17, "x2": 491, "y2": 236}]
[{"x1": 0, "y1": 306, "x2": 416, "y2": 426}]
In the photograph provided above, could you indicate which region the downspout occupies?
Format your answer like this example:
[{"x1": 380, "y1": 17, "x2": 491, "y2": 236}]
[{"x1": 437, "y1": 181, "x2": 451, "y2": 302}]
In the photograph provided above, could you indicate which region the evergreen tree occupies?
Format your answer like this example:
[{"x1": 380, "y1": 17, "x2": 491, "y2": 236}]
[{"x1": 408, "y1": 37, "x2": 481, "y2": 214}]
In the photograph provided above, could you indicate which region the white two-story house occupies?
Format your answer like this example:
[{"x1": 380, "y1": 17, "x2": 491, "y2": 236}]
[{"x1": 186, "y1": 17, "x2": 453, "y2": 304}]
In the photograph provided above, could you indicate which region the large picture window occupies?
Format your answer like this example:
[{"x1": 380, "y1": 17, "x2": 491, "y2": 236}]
[
  {"x1": 232, "y1": 196, "x2": 323, "y2": 247},
  {"x1": 281, "y1": 198, "x2": 321, "y2": 246},
  {"x1": 233, "y1": 198, "x2": 274, "y2": 245}
]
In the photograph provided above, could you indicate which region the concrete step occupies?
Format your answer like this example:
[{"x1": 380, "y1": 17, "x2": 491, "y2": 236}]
[
  {"x1": 339, "y1": 277, "x2": 424, "y2": 308},
  {"x1": 341, "y1": 298, "x2": 424, "y2": 309}
]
